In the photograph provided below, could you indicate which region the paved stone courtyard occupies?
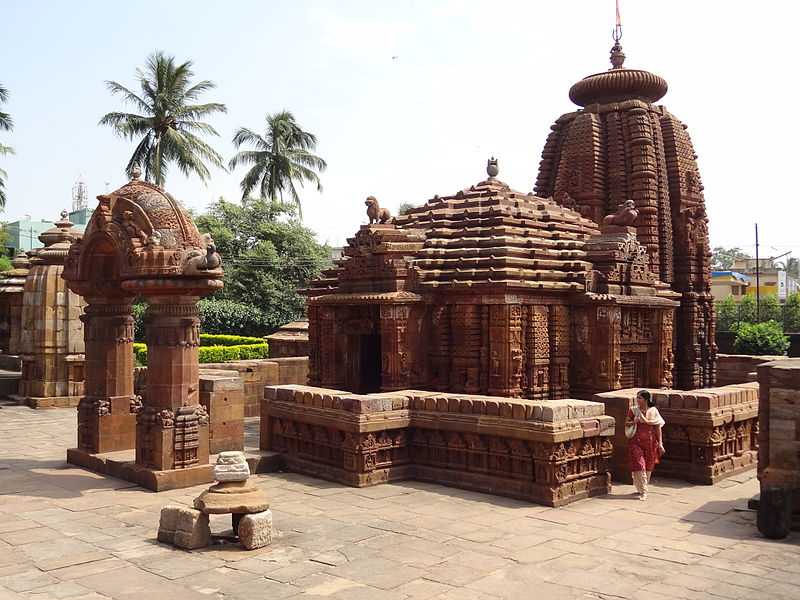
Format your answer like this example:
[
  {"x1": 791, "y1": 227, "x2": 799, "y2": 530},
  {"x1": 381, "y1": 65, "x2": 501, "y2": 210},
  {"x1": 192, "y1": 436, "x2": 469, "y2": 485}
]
[{"x1": 1, "y1": 403, "x2": 799, "y2": 600}]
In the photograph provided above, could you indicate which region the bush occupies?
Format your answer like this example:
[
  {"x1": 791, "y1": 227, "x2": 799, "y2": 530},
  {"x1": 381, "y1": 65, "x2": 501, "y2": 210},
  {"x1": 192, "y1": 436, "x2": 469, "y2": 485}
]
[
  {"x1": 131, "y1": 299, "x2": 272, "y2": 341},
  {"x1": 132, "y1": 334, "x2": 269, "y2": 366},
  {"x1": 733, "y1": 321, "x2": 790, "y2": 356}
]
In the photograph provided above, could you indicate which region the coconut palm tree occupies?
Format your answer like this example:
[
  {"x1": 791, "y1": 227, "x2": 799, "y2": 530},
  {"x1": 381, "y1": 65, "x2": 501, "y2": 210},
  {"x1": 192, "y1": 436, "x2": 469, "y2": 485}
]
[
  {"x1": 0, "y1": 83, "x2": 14, "y2": 209},
  {"x1": 99, "y1": 51, "x2": 226, "y2": 186},
  {"x1": 228, "y1": 111, "x2": 326, "y2": 217}
]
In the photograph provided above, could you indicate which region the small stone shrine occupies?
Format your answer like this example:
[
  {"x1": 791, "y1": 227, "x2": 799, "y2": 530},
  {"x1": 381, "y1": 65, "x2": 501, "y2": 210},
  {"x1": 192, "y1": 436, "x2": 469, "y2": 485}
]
[
  {"x1": 11, "y1": 212, "x2": 85, "y2": 408},
  {"x1": 158, "y1": 451, "x2": 272, "y2": 550},
  {"x1": 0, "y1": 251, "x2": 30, "y2": 355},
  {"x1": 63, "y1": 168, "x2": 224, "y2": 490}
]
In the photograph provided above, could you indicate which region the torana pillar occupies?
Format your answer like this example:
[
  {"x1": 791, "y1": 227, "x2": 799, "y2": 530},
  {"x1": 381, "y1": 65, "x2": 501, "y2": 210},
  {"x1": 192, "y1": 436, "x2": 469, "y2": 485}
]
[
  {"x1": 136, "y1": 297, "x2": 208, "y2": 471},
  {"x1": 75, "y1": 298, "x2": 137, "y2": 454}
]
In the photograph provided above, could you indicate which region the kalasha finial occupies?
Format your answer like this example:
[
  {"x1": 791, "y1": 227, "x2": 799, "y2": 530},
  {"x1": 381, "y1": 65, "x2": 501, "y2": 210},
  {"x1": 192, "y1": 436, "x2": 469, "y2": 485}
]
[
  {"x1": 487, "y1": 157, "x2": 499, "y2": 178},
  {"x1": 60, "y1": 209, "x2": 69, "y2": 220},
  {"x1": 610, "y1": 0, "x2": 625, "y2": 69},
  {"x1": 131, "y1": 165, "x2": 142, "y2": 180}
]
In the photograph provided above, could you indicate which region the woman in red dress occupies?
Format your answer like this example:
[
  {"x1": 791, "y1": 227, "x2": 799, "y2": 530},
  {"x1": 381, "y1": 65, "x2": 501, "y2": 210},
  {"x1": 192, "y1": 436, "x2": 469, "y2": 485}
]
[{"x1": 627, "y1": 390, "x2": 665, "y2": 500}]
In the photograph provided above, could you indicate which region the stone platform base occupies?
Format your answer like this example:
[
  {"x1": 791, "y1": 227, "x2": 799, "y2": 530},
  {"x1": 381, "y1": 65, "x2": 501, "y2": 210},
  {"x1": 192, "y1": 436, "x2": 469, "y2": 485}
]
[
  {"x1": 67, "y1": 447, "x2": 214, "y2": 491},
  {"x1": 67, "y1": 447, "x2": 284, "y2": 492},
  {"x1": 261, "y1": 386, "x2": 615, "y2": 508},
  {"x1": 658, "y1": 451, "x2": 757, "y2": 485},
  {"x1": 11, "y1": 394, "x2": 81, "y2": 409}
]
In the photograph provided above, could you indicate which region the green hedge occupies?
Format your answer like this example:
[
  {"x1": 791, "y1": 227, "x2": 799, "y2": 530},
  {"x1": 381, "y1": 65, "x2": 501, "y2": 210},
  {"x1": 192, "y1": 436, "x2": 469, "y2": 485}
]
[{"x1": 132, "y1": 333, "x2": 268, "y2": 366}]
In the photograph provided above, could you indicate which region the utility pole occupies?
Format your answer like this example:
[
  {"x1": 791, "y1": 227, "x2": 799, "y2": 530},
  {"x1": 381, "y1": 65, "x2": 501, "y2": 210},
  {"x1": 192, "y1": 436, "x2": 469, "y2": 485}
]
[{"x1": 755, "y1": 223, "x2": 761, "y2": 321}]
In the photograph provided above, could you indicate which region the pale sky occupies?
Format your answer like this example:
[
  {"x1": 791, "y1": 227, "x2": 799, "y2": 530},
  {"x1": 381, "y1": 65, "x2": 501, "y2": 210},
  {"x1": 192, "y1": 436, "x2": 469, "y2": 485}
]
[{"x1": 2, "y1": 1, "x2": 798, "y2": 256}]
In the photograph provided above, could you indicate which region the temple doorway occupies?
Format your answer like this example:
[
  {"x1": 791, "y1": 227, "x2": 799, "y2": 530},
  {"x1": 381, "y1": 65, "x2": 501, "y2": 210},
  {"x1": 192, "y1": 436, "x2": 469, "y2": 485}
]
[
  {"x1": 358, "y1": 333, "x2": 382, "y2": 393},
  {"x1": 620, "y1": 352, "x2": 646, "y2": 389}
]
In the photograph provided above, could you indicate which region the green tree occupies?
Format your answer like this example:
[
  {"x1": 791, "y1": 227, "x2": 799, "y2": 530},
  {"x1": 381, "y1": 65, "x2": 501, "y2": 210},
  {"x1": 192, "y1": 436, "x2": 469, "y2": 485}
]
[
  {"x1": 99, "y1": 51, "x2": 226, "y2": 186},
  {"x1": 716, "y1": 295, "x2": 738, "y2": 331},
  {"x1": 738, "y1": 294, "x2": 757, "y2": 324},
  {"x1": 784, "y1": 292, "x2": 800, "y2": 332},
  {"x1": 733, "y1": 321, "x2": 790, "y2": 356},
  {"x1": 711, "y1": 246, "x2": 749, "y2": 270},
  {"x1": 228, "y1": 111, "x2": 326, "y2": 217},
  {"x1": 0, "y1": 83, "x2": 14, "y2": 209},
  {"x1": 759, "y1": 294, "x2": 782, "y2": 323},
  {"x1": 195, "y1": 197, "x2": 329, "y2": 331}
]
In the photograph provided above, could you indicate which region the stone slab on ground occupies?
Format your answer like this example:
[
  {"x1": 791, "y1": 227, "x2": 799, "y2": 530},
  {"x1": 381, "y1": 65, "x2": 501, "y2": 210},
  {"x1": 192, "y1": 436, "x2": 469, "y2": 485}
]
[{"x1": 2, "y1": 404, "x2": 800, "y2": 600}]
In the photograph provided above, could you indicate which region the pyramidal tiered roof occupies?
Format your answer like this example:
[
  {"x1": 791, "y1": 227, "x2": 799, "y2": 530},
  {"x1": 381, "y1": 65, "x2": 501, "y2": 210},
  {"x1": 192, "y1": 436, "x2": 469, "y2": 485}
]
[
  {"x1": 396, "y1": 173, "x2": 599, "y2": 291},
  {"x1": 308, "y1": 165, "x2": 602, "y2": 297}
]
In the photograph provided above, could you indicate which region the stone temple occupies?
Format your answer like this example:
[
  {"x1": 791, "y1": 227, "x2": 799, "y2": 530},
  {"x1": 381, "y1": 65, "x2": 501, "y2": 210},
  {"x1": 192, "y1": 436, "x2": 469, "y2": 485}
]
[
  {"x1": 257, "y1": 40, "x2": 722, "y2": 506},
  {"x1": 304, "y1": 40, "x2": 713, "y2": 399}
]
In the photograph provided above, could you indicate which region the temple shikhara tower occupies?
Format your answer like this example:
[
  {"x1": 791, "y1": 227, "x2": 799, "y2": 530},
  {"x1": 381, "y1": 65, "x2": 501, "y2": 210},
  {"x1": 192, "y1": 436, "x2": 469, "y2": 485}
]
[{"x1": 534, "y1": 39, "x2": 715, "y2": 389}]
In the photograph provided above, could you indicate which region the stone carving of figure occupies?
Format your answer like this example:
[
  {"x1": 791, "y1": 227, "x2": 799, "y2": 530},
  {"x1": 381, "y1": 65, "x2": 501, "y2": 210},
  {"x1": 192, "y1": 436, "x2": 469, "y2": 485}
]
[
  {"x1": 603, "y1": 199, "x2": 638, "y2": 227},
  {"x1": 365, "y1": 196, "x2": 392, "y2": 224}
]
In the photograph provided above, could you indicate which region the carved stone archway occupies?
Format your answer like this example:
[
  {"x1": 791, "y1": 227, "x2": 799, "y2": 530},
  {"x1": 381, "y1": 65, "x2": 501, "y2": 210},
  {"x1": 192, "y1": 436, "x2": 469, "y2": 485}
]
[{"x1": 63, "y1": 170, "x2": 223, "y2": 490}]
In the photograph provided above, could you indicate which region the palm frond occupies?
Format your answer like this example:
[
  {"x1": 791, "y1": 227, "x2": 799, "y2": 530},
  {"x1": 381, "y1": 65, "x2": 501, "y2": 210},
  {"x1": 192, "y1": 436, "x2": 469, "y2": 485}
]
[
  {"x1": 104, "y1": 81, "x2": 151, "y2": 113},
  {"x1": 101, "y1": 51, "x2": 225, "y2": 187},
  {"x1": 0, "y1": 111, "x2": 12, "y2": 132}
]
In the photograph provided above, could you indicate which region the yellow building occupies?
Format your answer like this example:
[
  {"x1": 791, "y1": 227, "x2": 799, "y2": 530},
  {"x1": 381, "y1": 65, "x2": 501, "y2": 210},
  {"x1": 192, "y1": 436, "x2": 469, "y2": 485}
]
[
  {"x1": 730, "y1": 257, "x2": 799, "y2": 300},
  {"x1": 711, "y1": 271, "x2": 751, "y2": 300}
]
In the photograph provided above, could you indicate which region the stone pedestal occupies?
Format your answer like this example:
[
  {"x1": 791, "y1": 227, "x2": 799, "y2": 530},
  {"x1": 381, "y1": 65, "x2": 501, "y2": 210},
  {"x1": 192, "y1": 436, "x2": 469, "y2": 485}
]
[
  {"x1": 135, "y1": 298, "x2": 210, "y2": 479},
  {"x1": 77, "y1": 299, "x2": 137, "y2": 454}
]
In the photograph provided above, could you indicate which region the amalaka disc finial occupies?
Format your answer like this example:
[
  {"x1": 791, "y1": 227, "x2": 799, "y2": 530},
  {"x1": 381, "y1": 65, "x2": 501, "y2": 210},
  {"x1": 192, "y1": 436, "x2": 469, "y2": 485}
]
[
  {"x1": 487, "y1": 157, "x2": 499, "y2": 178},
  {"x1": 131, "y1": 165, "x2": 142, "y2": 180}
]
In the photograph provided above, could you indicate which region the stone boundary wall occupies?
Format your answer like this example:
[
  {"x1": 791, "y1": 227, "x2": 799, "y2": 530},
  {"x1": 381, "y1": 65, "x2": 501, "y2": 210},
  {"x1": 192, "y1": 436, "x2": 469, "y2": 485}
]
[
  {"x1": 201, "y1": 357, "x2": 308, "y2": 417},
  {"x1": 594, "y1": 383, "x2": 759, "y2": 484},
  {"x1": 756, "y1": 359, "x2": 800, "y2": 538},
  {"x1": 717, "y1": 354, "x2": 787, "y2": 386},
  {"x1": 261, "y1": 385, "x2": 614, "y2": 507}
]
